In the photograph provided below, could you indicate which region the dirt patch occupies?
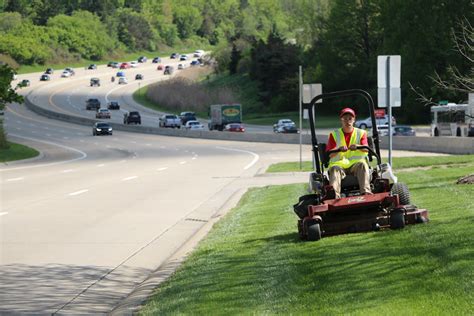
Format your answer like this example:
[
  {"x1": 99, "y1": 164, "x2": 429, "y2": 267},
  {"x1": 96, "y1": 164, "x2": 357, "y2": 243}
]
[{"x1": 456, "y1": 174, "x2": 474, "y2": 184}]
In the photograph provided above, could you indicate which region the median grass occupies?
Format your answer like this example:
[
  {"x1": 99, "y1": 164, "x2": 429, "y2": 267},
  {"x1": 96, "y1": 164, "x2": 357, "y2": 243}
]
[
  {"x1": 0, "y1": 142, "x2": 39, "y2": 162},
  {"x1": 140, "y1": 157, "x2": 473, "y2": 314}
]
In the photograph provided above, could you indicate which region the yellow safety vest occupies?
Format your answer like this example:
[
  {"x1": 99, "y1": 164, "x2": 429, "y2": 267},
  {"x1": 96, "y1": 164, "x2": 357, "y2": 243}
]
[{"x1": 328, "y1": 128, "x2": 368, "y2": 169}]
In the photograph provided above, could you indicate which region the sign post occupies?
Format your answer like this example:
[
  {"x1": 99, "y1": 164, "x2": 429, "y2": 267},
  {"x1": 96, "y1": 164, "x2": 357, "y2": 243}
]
[{"x1": 377, "y1": 55, "x2": 401, "y2": 166}]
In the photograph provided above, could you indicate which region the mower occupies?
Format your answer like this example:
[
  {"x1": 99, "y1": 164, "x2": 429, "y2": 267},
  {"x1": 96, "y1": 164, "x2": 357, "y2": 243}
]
[{"x1": 294, "y1": 89, "x2": 429, "y2": 241}]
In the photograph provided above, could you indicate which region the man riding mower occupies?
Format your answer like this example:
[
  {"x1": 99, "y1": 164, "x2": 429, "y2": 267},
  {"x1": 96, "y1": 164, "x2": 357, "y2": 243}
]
[{"x1": 294, "y1": 89, "x2": 429, "y2": 241}]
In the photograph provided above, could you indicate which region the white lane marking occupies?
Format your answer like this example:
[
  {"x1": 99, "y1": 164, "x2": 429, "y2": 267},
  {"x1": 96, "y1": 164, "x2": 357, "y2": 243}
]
[
  {"x1": 192, "y1": 157, "x2": 197, "y2": 160},
  {"x1": 97, "y1": 164, "x2": 105, "y2": 167},
  {"x1": 6, "y1": 177, "x2": 24, "y2": 182},
  {"x1": 157, "y1": 167, "x2": 168, "y2": 171},
  {"x1": 0, "y1": 212, "x2": 8, "y2": 217},
  {"x1": 179, "y1": 161, "x2": 186, "y2": 165},
  {"x1": 216, "y1": 146, "x2": 260, "y2": 170},
  {"x1": 62, "y1": 169, "x2": 74, "y2": 173},
  {"x1": 122, "y1": 176, "x2": 138, "y2": 181},
  {"x1": 0, "y1": 134, "x2": 88, "y2": 172},
  {"x1": 69, "y1": 189, "x2": 88, "y2": 196}
]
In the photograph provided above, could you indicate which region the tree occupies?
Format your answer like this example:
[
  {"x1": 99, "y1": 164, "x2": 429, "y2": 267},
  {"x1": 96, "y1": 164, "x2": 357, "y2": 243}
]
[{"x1": 0, "y1": 64, "x2": 23, "y2": 149}]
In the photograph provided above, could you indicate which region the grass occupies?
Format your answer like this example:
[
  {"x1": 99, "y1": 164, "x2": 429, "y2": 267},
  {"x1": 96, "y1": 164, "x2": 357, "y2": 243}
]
[
  {"x1": 0, "y1": 142, "x2": 39, "y2": 162},
  {"x1": 140, "y1": 157, "x2": 473, "y2": 314},
  {"x1": 266, "y1": 155, "x2": 474, "y2": 173}
]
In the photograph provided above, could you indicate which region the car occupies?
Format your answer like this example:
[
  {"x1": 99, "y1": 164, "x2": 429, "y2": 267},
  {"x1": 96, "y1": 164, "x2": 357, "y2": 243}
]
[
  {"x1": 180, "y1": 54, "x2": 188, "y2": 61},
  {"x1": 130, "y1": 61, "x2": 139, "y2": 68},
  {"x1": 64, "y1": 67, "x2": 75, "y2": 75},
  {"x1": 184, "y1": 120, "x2": 205, "y2": 130},
  {"x1": 107, "y1": 101, "x2": 120, "y2": 110},
  {"x1": 12, "y1": 73, "x2": 17, "y2": 80},
  {"x1": 135, "y1": 74, "x2": 144, "y2": 80},
  {"x1": 193, "y1": 50, "x2": 204, "y2": 57},
  {"x1": 19, "y1": 79, "x2": 30, "y2": 87},
  {"x1": 276, "y1": 124, "x2": 299, "y2": 134},
  {"x1": 45, "y1": 68, "x2": 54, "y2": 74},
  {"x1": 376, "y1": 125, "x2": 396, "y2": 137},
  {"x1": 120, "y1": 62, "x2": 130, "y2": 69},
  {"x1": 159, "y1": 114, "x2": 181, "y2": 128},
  {"x1": 164, "y1": 65, "x2": 174, "y2": 75},
  {"x1": 190, "y1": 60, "x2": 200, "y2": 67},
  {"x1": 138, "y1": 56, "x2": 147, "y2": 63},
  {"x1": 177, "y1": 63, "x2": 185, "y2": 70},
  {"x1": 273, "y1": 119, "x2": 296, "y2": 133},
  {"x1": 95, "y1": 108, "x2": 111, "y2": 119},
  {"x1": 107, "y1": 61, "x2": 116, "y2": 67},
  {"x1": 152, "y1": 57, "x2": 161, "y2": 63},
  {"x1": 90, "y1": 77, "x2": 101, "y2": 86},
  {"x1": 86, "y1": 98, "x2": 101, "y2": 110},
  {"x1": 123, "y1": 111, "x2": 141, "y2": 124},
  {"x1": 393, "y1": 125, "x2": 416, "y2": 136},
  {"x1": 87, "y1": 64, "x2": 97, "y2": 70},
  {"x1": 118, "y1": 77, "x2": 128, "y2": 84},
  {"x1": 157, "y1": 64, "x2": 164, "y2": 70},
  {"x1": 110, "y1": 62, "x2": 120, "y2": 68},
  {"x1": 93, "y1": 122, "x2": 113, "y2": 136},
  {"x1": 116, "y1": 71, "x2": 125, "y2": 77},
  {"x1": 0, "y1": 109, "x2": 4, "y2": 115},
  {"x1": 61, "y1": 71, "x2": 72, "y2": 78},
  {"x1": 355, "y1": 114, "x2": 396, "y2": 129},
  {"x1": 170, "y1": 53, "x2": 179, "y2": 59},
  {"x1": 224, "y1": 123, "x2": 245, "y2": 132},
  {"x1": 40, "y1": 74, "x2": 50, "y2": 81},
  {"x1": 179, "y1": 111, "x2": 196, "y2": 124}
]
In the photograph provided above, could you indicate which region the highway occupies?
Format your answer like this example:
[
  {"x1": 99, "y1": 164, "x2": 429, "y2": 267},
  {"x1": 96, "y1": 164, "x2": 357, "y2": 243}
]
[{"x1": 0, "y1": 59, "x2": 443, "y2": 314}]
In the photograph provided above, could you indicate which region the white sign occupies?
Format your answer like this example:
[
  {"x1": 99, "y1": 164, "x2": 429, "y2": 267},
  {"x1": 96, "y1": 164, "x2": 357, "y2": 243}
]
[
  {"x1": 303, "y1": 109, "x2": 309, "y2": 119},
  {"x1": 377, "y1": 55, "x2": 401, "y2": 107},
  {"x1": 303, "y1": 84, "x2": 322, "y2": 103}
]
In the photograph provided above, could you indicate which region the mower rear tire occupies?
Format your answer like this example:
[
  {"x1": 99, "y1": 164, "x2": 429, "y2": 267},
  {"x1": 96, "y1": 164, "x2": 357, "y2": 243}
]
[
  {"x1": 391, "y1": 182, "x2": 411, "y2": 205},
  {"x1": 390, "y1": 209, "x2": 405, "y2": 229},
  {"x1": 307, "y1": 222, "x2": 321, "y2": 241}
]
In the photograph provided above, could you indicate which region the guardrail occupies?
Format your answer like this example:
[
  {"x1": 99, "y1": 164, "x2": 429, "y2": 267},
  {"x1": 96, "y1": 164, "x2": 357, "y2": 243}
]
[{"x1": 24, "y1": 96, "x2": 474, "y2": 154}]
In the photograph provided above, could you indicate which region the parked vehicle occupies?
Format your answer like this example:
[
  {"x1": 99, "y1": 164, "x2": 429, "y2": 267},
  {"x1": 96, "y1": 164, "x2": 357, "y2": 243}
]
[
  {"x1": 107, "y1": 101, "x2": 120, "y2": 110},
  {"x1": 224, "y1": 123, "x2": 245, "y2": 132},
  {"x1": 185, "y1": 120, "x2": 205, "y2": 130},
  {"x1": 96, "y1": 108, "x2": 111, "y2": 119},
  {"x1": 431, "y1": 102, "x2": 474, "y2": 137},
  {"x1": 393, "y1": 125, "x2": 416, "y2": 136},
  {"x1": 159, "y1": 114, "x2": 181, "y2": 128},
  {"x1": 123, "y1": 111, "x2": 141, "y2": 124},
  {"x1": 179, "y1": 111, "x2": 196, "y2": 124},
  {"x1": 90, "y1": 78, "x2": 101, "y2": 87},
  {"x1": 40, "y1": 74, "x2": 50, "y2": 81},
  {"x1": 208, "y1": 104, "x2": 242, "y2": 131},
  {"x1": 86, "y1": 98, "x2": 101, "y2": 111},
  {"x1": 93, "y1": 122, "x2": 112, "y2": 136},
  {"x1": 193, "y1": 50, "x2": 204, "y2": 57},
  {"x1": 190, "y1": 60, "x2": 200, "y2": 67}
]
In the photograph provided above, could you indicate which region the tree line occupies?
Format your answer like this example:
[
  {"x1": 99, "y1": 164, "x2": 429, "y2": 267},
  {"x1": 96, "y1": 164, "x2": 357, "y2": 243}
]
[{"x1": 0, "y1": 0, "x2": 472, "y2": 123}]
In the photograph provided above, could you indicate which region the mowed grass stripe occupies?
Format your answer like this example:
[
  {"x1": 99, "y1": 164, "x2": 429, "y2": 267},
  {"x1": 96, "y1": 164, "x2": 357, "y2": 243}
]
[{"x1": 140, "y1": 161, "x2": 473, "y2": 315}]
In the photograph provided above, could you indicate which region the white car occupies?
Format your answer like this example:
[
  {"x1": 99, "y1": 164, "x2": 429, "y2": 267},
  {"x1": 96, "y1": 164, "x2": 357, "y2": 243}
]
[
  {"x1": 185, "y1": 120, "x2": 205, "y2": 130},
  {"x1": 61, "y1": 71, "x2": 72, "y2": 78},
  {"x1": 273, "y1": 119, "x2": 296, "y2": 132},
  {"x1": 193, "y1": 50, "x2": 204, "y2": 57},
  {"x1": 130, "y1": 61, "x2": 139, "y2": 68},
  {"x1": 118, "y1": 77, "x2": 128, "y2": 84},
  {"x1": 355, "y1": 115, "x2": 396, "y2": 129},
  {"x1": 177, "y1": 63, "x2": 185, "y2": 70}
]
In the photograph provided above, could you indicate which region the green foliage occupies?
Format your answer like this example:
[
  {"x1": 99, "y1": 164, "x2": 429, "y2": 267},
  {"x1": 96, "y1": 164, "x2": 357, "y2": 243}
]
[
  {"x1": 0, "y1": 63, "x2": 23, "y2": 148},
  {"x1": 173, "y1": 6, "x2": 203, "y2": 40},
  {"x1": 115, "y1": 8, "x2": 157, "y2": 51}
]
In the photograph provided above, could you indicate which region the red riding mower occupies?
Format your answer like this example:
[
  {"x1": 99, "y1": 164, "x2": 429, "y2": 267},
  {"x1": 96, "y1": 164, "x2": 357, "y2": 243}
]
[{"x1": 294, "y1": 89, "x2": 429, "y2": 241}]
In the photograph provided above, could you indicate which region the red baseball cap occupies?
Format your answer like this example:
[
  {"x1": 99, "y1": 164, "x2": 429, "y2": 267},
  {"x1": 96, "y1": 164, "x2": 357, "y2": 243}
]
[{"x1": 340, "y1": 107, "x2": 356, "y2": 118}]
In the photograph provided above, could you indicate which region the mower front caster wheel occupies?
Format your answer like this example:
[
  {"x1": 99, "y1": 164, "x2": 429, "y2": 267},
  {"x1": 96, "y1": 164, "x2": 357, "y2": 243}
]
[
  {"x1": 307, "y1": 222, "x2": 322, "y2": 241},
  {"x1": 390, "y1": 210, "x2": 405, "y2": 229}
]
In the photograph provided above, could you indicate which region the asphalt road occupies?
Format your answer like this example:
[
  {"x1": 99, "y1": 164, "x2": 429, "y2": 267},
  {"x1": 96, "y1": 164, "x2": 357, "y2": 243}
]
[{"x1": 1, "y1": 60, "x2": 442, "y2": 314}]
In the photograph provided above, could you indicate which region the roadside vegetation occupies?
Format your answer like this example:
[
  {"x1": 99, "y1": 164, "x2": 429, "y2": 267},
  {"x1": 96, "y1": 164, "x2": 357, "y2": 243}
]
[
  {"x1": 0, "y1": 141, "x2": 39, "y2": 162},
  {"x1": 140, "y1": 156, "x2": 473, "y2": 314}
]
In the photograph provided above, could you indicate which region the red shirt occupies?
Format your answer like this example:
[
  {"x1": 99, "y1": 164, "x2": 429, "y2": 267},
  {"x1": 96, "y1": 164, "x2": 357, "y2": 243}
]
[{"x1": 326, "y1": 128, "x2": 368, "y2": 151}]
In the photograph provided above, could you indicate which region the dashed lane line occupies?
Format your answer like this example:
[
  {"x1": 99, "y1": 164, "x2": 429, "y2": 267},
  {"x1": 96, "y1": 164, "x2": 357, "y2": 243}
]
[{"x1": 68, "y1": 189, "x2": 89, "y2": 196}]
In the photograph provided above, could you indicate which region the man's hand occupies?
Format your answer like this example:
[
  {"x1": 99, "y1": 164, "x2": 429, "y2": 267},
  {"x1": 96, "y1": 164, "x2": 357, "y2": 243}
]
[
  {"x1": 338, "y1": 146, "x2": 348, "y2": 152},
  {"x1": 348, "y1": 144, "x2": 357, "y2": 150}
]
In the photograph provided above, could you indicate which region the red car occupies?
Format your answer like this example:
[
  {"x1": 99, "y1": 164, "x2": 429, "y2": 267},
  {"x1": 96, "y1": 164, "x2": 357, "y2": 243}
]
[
  {"x1": 120, "y1": 62, "x2": 130, "y2": 69},
  {"x1": 224, "y1": 123, "x2": 245, "y2": 132},
  {"x1": 157, "y1": 64, "x2": 164, "y2": 70}
]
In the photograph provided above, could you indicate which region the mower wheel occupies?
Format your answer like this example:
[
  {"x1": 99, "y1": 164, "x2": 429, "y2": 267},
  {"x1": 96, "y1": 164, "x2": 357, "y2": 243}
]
[
  {"x1": 391, "y1": 182, "x2": 411, "y2": 205},
  {"x1": 390, "y1": 209, "x2": 405, "y2": 229},
  {"x1": 307, "y1": 222, "x2": 321, "y2": 241}
]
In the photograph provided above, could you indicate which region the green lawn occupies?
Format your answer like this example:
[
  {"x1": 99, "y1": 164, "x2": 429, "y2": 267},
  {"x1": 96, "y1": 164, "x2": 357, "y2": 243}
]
[
  {"x1": 0, "y1": 142, "x2": 39, "y2": 162},
  {"x1": 140, "y1": 157, "x2": 473, "y2": 314}
]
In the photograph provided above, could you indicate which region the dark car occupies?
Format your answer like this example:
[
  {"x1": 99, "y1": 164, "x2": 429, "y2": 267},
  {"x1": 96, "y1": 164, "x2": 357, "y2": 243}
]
[
  {"x1": 88, "y1": 64, "x2": 97, "y2": 70},
  {"x1": 40, "y1": 74, "x2": 50, "y2": 81},
  {"x1": 90, "y1": 77, "x2": 101, "y2": 87},
  {"x1": 278, "y1": 125, "x2": 299, "y2": 134},
  {"x1": 393, "y1": 125, "x2": 416, "y2": 136},
  {"x1": 179, "y1": 111, "x2": 196, "y2": 124},
  {"x1": 138, "y1": 56, "x2": 147, "y2": 63},
  {"x1": 93, "y1": 122, "x2": 113, "y2": 136},
  {"x1": 45, "y1": 68, "x2": 54, "y2": 74},
  {"x1": 152, "y1": 57, "x2": 161, "y2": 63},
  {"x1": 123, "y1": 111, "x2": 141, "y2": 124},
  {"x1": 190, "y1": 60, "x2": 200, "y2": 67},
  {"x1": 135, "y1": 74, "x2": 144, "y2": 80},
  {"x1": 107, "y1": 101, "x2": 120, "y2": 110},
  {"x1": 224, "y1": 123, "x2": 245, "y2": 132},
  {"x1": 19, "y1": 79, "x2": 30, "y2": 87},
  {"x1": 170, "y1": 53, "x2": 179, "y2": 59},
  {"x1": 164, "y1": 65, "x2": 174, "y2": 75},
  {"x1": 86, "y1": 98, "x2": 101, "y2": 110}
]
